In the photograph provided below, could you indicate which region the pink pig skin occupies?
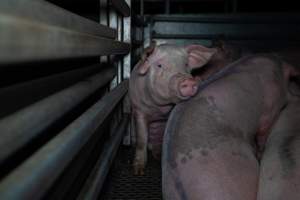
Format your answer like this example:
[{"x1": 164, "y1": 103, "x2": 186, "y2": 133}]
[{"x1": 162, "y1": 55, "x2": 299, "y2": 200}]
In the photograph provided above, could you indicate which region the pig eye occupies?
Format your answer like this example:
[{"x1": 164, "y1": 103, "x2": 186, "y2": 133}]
[{"x1": 157, "y1": 64, "x2": 162, "y2": 68}]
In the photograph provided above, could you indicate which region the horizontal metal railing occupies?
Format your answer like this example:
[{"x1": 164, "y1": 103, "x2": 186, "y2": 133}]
[
  {"x1": 152, "y1": 32, "x2": 300, "y2": 41},
  {"x1": 148, "y1": 13, "x2": 300, "y2": 24},
  {"x1": 0, "y1": 0, "x2": 130, "y2": 64},
  {"x1": 0, "y1": 0, "x2": 132, "y2": 199},
  {"x1": 0, "y1": 68, "x2": 116, "y2": 166},
  {"x1": 0, "y1": 64, "x2": 102, "y2": 118},
  {"x1": 146, "y1": 13, "x2": 300, "y2": 49},
  {"x1": 77, "y1": 115, "x2": 130, "y2": 200},
  {"x1": 0, "y1": 81, "x2": 128, "y2": 200},
  {"x1": 0, "y1": 0, "x2": 116, "y2": 38}
]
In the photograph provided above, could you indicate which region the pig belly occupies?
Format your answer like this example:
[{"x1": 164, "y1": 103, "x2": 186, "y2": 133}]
[
  {"x1": 163, "y1": 145, "x2": 258, "y2": 200},
  {"x1": 258, "y1": 101, "x2": 300, "y2": 200},
  {"x1": 162, "y1": 95, "x2": 259, "y2": 200},
  {"x1": 149, "y1": 121, "x2": 166, "y2": 159}
]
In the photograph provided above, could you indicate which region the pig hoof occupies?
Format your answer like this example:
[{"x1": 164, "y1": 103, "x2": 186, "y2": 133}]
[{"x1": 133, "y1": 164, "x2": 145, "y2": 175}]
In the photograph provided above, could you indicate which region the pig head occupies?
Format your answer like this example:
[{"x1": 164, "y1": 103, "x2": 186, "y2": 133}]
[{"x1": 129, "y1": 43, "x2": 216, "y2": 175}]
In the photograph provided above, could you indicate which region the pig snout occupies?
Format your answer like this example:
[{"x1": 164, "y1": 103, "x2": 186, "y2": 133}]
[{"x1": 178, "y1": 78, "x2": 198, "y2": 98}]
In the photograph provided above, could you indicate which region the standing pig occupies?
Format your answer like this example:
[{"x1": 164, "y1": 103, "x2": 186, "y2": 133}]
[
  {"x1": 162, "y1": 55, "x2": 298, "y2": 200},
  {"x1": 258, "y1": 81, "x2": 300, "y2": 200},
  {"x1": 129, "y1": 43, "x2": 217, "y2": 175}
]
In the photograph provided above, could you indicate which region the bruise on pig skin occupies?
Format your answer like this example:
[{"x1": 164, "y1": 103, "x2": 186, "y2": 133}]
[{"x1": 165, "y1": 96, "x2": 253, "y2": 170}]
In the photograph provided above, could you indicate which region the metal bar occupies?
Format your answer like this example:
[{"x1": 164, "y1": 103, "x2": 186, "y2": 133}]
[
  {"x1": 0, "y1": 68, "x2": 116, "y2": 166},
  {"x1": 140, "y1": 0, "x2": 223, "y2": 1},
  {"x1": 100, "y1": 0, "x2": 109, "y2": 27},
  {"x1": 122, "y1": 0, "x2": 131, "y2": 145},
  {"x1": 110, "y1": 0, "x2": 130, "y2": 17},
  {"x1": 100, "y1": 0, "x2": 110, "y2": 63},
  {"x1": 0, "y1": 0, "x2": 116, "y2": 39},
  {"x1": 152, "y1": 33, "x2": 300, "y2": 41},
  {"x1": 118, "y1": 15, "x2": 124, "y2": 84},
  {"x1": 0, "y1": 64, "x2": 101, "y2": 118},
  {"x1": 0, "y1": 14, "x2": 130, "y2": 64},
  {"x1": 232, "y1": 0, "x2": 238, "y2": 12},
  {"x1": 224, "y1": 0, "x2": 230, "y2": 13},
  {"x1": 0, "y1": 81, "x2": 128, "y2": 200},
  {"x1": 140, "y1": 0, "x2": 144, "y2": 15},
  {"x1": 141, "y1": 18, "x2": 145, "y2": 54},
  {"x1": 165, "y1": 0, "x2": 170, "y2": 14},
  {"x1": 147, "y1": 18, "x2": 154, "y2": 48},
  {"x1": 132, "y1": 39, "x2": 143, "y2": 47},
  {"x1": 133, "y1": 15, "x2": 146, "y2": 27},
  {"x1": 77, "y1": 115, "x2": 129, "y2": 200},
  {"x1": 123, "y1": 0, "x2": 131, "y2": 80},
  {"x1": 109, "y1": 7, "x2": 119, "y2": 90},
  {"x1": 148, "y1": 14, "x2": 300, "y2": 24}
]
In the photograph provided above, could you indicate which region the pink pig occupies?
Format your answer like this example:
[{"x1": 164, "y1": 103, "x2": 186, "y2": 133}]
[{"x1": 129, "y1": 43, "x2": 216, "y2": 175}]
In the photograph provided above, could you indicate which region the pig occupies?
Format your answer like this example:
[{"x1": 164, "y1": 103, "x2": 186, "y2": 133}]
[
  {"x1": 129, "y1": 42, "x2": 217, "y2": 175},
  {"x1": 257, "y1": 81, "x2": 300, "y2": 200},
  {"x1": 162, "y1": 55, "x2": 298, "y2": 200}
]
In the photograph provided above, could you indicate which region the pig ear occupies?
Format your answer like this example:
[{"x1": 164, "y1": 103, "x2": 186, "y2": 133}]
[
  {"x1": 185, "y1": 45, "x2": 217, "y2": 69},
  {"x1": 138, "y1": 42, "x2": 157, "y2": 75},
  {"x1": 138, "y1": 60, "x2": 151, "y2": 75}
]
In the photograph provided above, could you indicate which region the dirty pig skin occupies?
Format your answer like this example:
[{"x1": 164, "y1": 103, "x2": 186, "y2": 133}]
[
  {"x1": 129, "y1": 42, "x2": 217, "y2": 175},
  {"x1": 162, "y1": 55, "x2": 299, "y2": 200}
]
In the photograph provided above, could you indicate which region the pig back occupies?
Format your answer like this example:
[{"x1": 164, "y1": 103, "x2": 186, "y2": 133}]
[{"x1": 162, "y1": 55, "x2": 291, "y2": 200}]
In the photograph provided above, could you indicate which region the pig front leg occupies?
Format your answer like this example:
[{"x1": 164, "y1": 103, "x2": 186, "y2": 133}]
[{"x1": 133, "y1": 112, "x2": 148, "y2": 175}]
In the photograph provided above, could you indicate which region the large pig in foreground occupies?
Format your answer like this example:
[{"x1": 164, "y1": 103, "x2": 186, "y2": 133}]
[
  {"x1": 258, "y1": 82, "x2": 300, "y2": 200},
  {"x1": 129, "y1": 43, "x2": 217, "y2": 175},
  {"x1": 162, "y1": 55, "x2": 298, "y2": 200}
]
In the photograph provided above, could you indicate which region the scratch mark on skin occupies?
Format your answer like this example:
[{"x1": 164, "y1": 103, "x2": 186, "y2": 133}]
[{"x1": 279, "y1": 133, "x2": 299, "y2": 177}]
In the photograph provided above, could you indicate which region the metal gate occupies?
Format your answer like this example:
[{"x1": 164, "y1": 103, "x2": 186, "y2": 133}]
[{"x1": 0, "y1": 0, "x2": 132, "y2": 199}]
